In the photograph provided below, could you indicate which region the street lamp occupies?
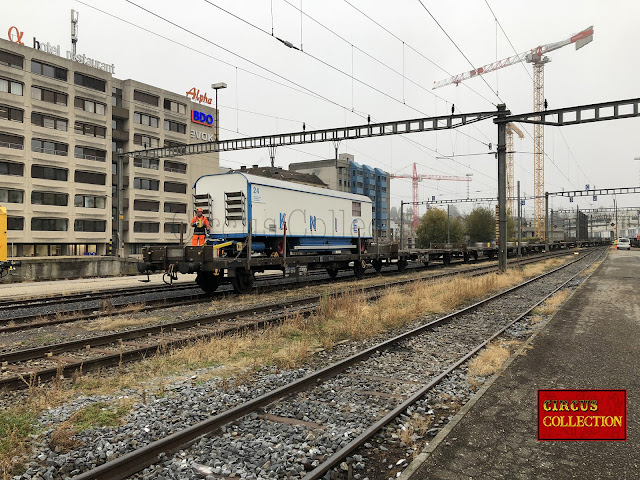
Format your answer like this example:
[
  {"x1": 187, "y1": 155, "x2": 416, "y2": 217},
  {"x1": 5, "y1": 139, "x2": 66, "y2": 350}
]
[{"x1": 211, "y1": 82, "x2": 227, "y2": 143}]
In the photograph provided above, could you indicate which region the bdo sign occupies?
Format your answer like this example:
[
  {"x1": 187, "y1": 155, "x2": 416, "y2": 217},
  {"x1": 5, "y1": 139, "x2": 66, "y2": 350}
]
[{"x1": 192, "y1": 110, "x2": 214, "y2": 128}]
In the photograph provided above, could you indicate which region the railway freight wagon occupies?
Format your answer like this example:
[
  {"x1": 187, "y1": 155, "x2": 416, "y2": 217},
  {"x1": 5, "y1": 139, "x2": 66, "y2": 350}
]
[{"x1": 195, "y1": 172, "x2": 373, "y2": 255}]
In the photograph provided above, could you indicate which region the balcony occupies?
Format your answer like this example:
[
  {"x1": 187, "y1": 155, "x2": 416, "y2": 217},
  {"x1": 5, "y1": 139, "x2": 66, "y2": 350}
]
[
  {"x1": 0, "y1": 140, "x2": 23, "y2": 150},
  {"x1": 112, "y1": 129, "x2": 129, "y2": 142},
  {"x1": 32, "y1": 146, "x2": 67, "y2": 156},
  {"x1": 112, "y1": 105, "x2": 129, "y2": 119}
]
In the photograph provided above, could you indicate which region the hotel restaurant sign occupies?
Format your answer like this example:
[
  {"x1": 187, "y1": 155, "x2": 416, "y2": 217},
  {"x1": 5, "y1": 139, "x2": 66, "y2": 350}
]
[{"x1": 8, "y1": 25, "x2": 115, "y2": 74}]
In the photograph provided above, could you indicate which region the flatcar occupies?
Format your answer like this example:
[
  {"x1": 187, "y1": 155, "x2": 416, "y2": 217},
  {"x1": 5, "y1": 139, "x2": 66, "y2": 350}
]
[{"x1": 195, "y1": 172, "x2": 373, "y2": 256}]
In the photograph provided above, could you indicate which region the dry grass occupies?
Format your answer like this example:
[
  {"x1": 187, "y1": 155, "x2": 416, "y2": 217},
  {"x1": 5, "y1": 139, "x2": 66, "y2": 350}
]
[
  {"x1": 398, "y1": 412, "x2": 432, "y2": 449},
  {"x1": 468, "y1": 343, "x2": 511, "y2": 377},
  {"x1": 48, "y1": 422, "x2": 81, "y2": 452},
  {"x1": 533, "y1": 290, "x2": 570, "y2": 317},
  {"x1": 87, "y1": 314, "x2": 162, "y2": 331}
]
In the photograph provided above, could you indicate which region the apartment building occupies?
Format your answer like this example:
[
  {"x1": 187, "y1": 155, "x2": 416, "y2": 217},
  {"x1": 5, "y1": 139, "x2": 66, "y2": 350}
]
[
  {"x1": 289, "y1": 153, "x2": 391, "y2": 239},
  {"x1": 0, "y1": 37, "x2": 219, "y2": 256}
]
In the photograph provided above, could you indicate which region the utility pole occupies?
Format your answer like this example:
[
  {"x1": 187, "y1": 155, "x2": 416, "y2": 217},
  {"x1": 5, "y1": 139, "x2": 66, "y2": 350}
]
[
  {"x1": 116, "y1": 153, "x2": 124, "y2": 257},
  {"x1": 517, "y1": 180, "x2": 521, "y2": 257},
  {"x1": 497, "y1": 104, "x2": 507, "y2": 272},
  {"x1": 400, "y1": 201, "x2": 404, "y2": 250},
  {"x1": 544, "y1": 192, "x2": 549, "y2": 253},
  {"x1": 447, "y1": 204, "x2": 450, "y2": 244}
]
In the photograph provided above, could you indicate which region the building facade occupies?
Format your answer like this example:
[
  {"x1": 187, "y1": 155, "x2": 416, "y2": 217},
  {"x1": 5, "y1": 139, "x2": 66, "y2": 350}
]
[
  {"x1": 0, "y1": 37, "x2": 219, "y2": 256},
  {"x1": 289, "y1": 153, "x2": 390, "y2": 239}
]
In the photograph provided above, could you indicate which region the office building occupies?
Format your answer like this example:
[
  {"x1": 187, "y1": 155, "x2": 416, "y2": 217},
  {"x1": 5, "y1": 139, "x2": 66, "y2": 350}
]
[{"x1": 0, "y1": 37, "x2": 219, "y2": 256}]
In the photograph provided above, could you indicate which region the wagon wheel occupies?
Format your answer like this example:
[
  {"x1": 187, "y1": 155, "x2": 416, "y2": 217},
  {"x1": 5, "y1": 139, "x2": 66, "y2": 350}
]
[
  {"x1": 443, "y1": 254, "x2": 451, "y2": 266},
  {"x1": 353, "y1": 259, "x2": 367, "y2": 279},
  {"x1": 231, "y1": 270, "x2": 255, "y2": 294},
  {"x1": 463, "y1": 253, "x2": 470, "y2": 264},
  {"x1": 195, "y1": 272, "x2": 222, "y2": 294},
  {"x1": 326, "y1": 267, "x2": 339, "y2": 279},
  {"x1": 372, "y1": 259, "x2": 383, "y2": 273},
  {"x1": 397, "y1": 258, "x2": 408, "y2": 273}
]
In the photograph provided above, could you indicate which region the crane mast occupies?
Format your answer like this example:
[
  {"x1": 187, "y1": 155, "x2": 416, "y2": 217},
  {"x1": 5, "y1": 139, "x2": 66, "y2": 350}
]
[
  {"x1": 433, "y1": 26, "x2": 593, "y2": 239},
  {"x1": 506, "y1": 123, "x2": 524, "y2": 216}
]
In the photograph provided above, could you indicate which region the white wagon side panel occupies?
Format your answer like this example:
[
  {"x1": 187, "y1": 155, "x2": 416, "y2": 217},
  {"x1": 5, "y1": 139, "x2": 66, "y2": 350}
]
[{"x1": 194, "y1": 173, "x2": 372, "y2": 240}]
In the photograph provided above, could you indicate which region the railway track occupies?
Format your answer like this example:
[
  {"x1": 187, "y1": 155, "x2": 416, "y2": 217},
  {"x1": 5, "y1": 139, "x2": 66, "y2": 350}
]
[
  {"x1": 0, "y1": 249, "x2": 572, "y2": 332},
  {"x1": 0, "y1": 250, "x2": 582, "y2": 391},
  {"x1": 63, "y1": 247, "x2": 604, "y2": 480}
]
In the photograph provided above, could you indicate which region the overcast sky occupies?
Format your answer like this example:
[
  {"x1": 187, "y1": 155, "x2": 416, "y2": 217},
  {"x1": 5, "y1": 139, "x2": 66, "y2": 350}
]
[{"x1": 4, "y1": 0, "x2": 640, "y2": 216}]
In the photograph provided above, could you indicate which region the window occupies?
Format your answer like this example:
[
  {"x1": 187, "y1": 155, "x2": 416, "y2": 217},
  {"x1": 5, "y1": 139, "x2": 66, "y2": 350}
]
[
  {"x1": 163, "y1": 119, "x2": 186, "y2": 134},
  {"x1": 134, "y1": 177, "x2": 159, "y2": 191},
  {"x1": 74, "y1": 72, "x2": 105, "y2": 92},
  {"x1": 0, "y1": 160, "x2": 23, "y2": 176},
  {"x1": 164, "y1": 202, "x2": 187, "y2": 214},
  {"x1": 31, "y1": 112, "x2": 67, "y2": 131},
  {"x1": 31, "y1": 86, "x2": 67, "y2": 105},
  {"x1": 7, "y1": 216, "x2": 24, "y2": 230},
  {"x1": 74, "y1": 195, "x2": 106, "y2": 208},
  {"x1": 74, "y1": 170, "x2": 106, "y2": 185},
  {"x1": 163, "y1": 99, "x2": 186, "y2": 114},
  {"x1": 164, "y1": 140, "x2": 186, "y2": 149},
  {"x1": 112, "y1": 118, "x2": 125, "y2": 130},
  {"x1": 74, "y1": 146, "x2": 106, "y2": 162},
  {"x1": 0, "y1": 50, "x2": 23, "y2": 69},
  {"x1": 0, "y1": 132, "x2": 23, "y2": 149},
  {"x1": 31, "y1": 60, "x2": 67, "y2": 81},
  {"x1": 0, "y1": 104, "x2": 23, "y2": 122},
  {"x1": 74, "y1": 97, "x2": 106, "y2": 115},
  {"x1": 133, "y1": 134, "x2": 159, "y2": 148},
  {"x1": 133, "y1": 157, "x2": 159, "y2": 170},
  {"x1": 74, "y1": 121, "x2": 107, "y2": 138},
  {"x1": 164, "y1": 160, "x2": 186, "y2": 174},
  {"x1": 31, "y1": 218, "x2": 68, "y2": 231},
  {"x1": 74, "y1": 219, "x2": 106, "y2": 232},
  {"x1": 31, "y1": 191, "x2": 68, "y2": 206},
  {"x1": 134, "y1": 199, "x2": 159, "y2": 212},
  {"x1": 134, "y1": 90, "x2": 158, "y2": 106},
  {"x1": 111, "y1": 87, "x2": 123, "y2": 107},
  {"x1": 0, "y1": 188, "x2": 23, "y2": 203},
  {"x1": 0, "y1": 77, "x2": 23, "y2": 96},
  {"x1": 134, "y1": 221, "x2": 159, "y2": 233},
  {"x1": 164, "y1": 181, "x2": 187, "y2": 194},
  {"x1": 32, "y1": 164, "x2": 68, "y2": 181},
  {"x1": 133, "y1": 112, "x2": 159, "y2": 128},
  {"x1": 31, "y1": 138, "x2": 68, "y2": 156},
  {"x1": 352, "y1": 201, "x2": 361, "y2": 217},
  {"x1": 164, "y1": 223, "x2": 187, "y2": 234}
]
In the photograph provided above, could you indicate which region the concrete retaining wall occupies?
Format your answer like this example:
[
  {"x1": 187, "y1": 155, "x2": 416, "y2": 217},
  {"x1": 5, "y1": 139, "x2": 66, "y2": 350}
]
[{"x1": 3, "y1": 257, "x2": 139, "y2": 283}]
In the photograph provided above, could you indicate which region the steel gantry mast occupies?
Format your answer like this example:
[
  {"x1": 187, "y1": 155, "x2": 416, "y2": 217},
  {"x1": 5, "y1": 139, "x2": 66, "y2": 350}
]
[
  {"x1": 506, "y1": 123, "x2": 524, "y2": 215},
  {"x1": 390, "y1": 163, "x2": 472, "y2": 226},
  {"x1": 434, "y1": 26, "x2": 594, "y2": 239}
]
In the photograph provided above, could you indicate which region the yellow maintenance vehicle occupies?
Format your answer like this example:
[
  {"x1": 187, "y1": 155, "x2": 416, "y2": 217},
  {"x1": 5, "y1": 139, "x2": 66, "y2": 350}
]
[{"x1": 0, "y1": 206, "x2": 20, "y2": 278}]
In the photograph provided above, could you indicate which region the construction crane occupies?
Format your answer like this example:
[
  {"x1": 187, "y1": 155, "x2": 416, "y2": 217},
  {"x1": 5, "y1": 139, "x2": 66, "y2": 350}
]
[
  {"x1": 433, "y1": 26, "x2": 594, "y2": 239},
  {"x1": 507, "y1": 122, "x2": 524, "y2": 215},
  {"x1": 391, "y1": 162, "x2": 472, "y2": 227}
]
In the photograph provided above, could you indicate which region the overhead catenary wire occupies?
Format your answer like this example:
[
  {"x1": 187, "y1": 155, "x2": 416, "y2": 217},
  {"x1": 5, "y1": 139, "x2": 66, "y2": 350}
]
[
  {"x1": 416, "y1": 0, "x2": 503, "y2": 104},
  {"x1": 82, "y1": 0, "x2": 502, "y2": 196}
]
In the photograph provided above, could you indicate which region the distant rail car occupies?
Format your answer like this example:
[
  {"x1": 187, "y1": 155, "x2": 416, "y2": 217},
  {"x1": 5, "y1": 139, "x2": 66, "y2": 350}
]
[{"x1": 138, "y1": 238, "x2": 610, "y2": 294}]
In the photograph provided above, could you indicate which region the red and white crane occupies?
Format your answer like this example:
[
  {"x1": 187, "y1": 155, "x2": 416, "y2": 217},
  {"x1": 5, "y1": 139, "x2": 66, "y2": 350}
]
[
  {"x1": 433, "y1": 26, "x2": 594, "y2": 238},
  {"x1": 391, "y1": 162, "x2": 472, "y2": 227}
]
